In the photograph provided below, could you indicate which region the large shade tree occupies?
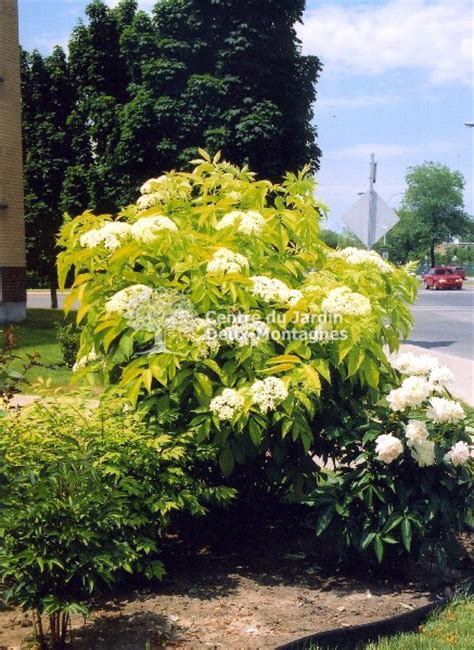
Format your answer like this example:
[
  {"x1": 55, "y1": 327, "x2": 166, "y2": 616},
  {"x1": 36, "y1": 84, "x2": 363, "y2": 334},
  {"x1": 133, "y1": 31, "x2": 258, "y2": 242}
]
[
  {"x1": 23, "y1": 0, "x2": 321, "y2": 289},
  {"x1": 21, "y1": 47, "x2": 75, "y2": 306},
  {"x1": 393, "y1": 162, "x2": 471, "y2": 267},
  {"x1": 62, "y1": 0, "x2": 321, "y2": 211}
]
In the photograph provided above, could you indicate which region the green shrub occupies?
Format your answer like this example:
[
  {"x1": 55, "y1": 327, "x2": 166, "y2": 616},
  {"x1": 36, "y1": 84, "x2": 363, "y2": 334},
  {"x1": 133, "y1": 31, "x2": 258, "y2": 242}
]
[
  {"x1": 56, "y1": 152, "x2": 472, "y2": 565},
  {"x1": 57, "y1": 151, "x2": 417, "y2": 498},
  {"x1": 55, "y1": 322, "x2": 80, "y2": 368},
  {"x1": 306, "y1": 353, "x2": 473, "y2": 566},
  {"x1": 0, "y1": 398, "x2": 234, "y2": 649}
]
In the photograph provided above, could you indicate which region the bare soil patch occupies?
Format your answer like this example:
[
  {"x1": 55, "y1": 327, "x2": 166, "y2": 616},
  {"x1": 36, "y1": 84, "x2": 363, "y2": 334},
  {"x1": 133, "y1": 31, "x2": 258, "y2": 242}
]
[{"x1": 1, "y1": 507, "x2": 471, "y2": 649}]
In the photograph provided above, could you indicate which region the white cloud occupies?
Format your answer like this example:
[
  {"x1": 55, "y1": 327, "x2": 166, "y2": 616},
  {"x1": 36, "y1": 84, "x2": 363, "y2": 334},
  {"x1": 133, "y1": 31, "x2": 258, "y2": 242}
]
[{"x1": 298, "y1": 0, "x2": 472, "y2": 86}]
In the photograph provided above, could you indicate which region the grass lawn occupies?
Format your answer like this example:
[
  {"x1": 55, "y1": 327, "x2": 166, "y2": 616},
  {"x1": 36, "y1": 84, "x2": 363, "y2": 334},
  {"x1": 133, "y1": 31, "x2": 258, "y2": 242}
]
[
  {"x1": 2, "y1": 309, "x2": 74, "y2": 391},
  {"x1": 366, "y1": 598, "x2": 473, "y2": 649}
]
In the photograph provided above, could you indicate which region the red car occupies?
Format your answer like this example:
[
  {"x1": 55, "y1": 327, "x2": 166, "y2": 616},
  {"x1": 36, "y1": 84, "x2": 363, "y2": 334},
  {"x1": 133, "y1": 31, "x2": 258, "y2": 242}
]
[
  {"x1": 446, "y1": 265, "x2": 466, "y2": 280},
  {"x1": 423, "y1": 266, "x2": 463, "y2": 290}
]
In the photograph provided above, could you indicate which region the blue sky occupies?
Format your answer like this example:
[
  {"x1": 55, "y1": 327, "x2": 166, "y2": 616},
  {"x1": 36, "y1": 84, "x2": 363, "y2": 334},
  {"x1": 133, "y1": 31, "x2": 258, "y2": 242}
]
[{"x1": 18, "y1": 0, "x2": 473, "y2": 231}]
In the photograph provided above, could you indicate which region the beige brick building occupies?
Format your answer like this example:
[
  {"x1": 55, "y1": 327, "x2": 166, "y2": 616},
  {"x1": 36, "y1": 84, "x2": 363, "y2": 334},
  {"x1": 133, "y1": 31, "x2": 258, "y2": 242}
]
[{"x1": 0, "y1": 0, "x2": 26, "y2": 321}]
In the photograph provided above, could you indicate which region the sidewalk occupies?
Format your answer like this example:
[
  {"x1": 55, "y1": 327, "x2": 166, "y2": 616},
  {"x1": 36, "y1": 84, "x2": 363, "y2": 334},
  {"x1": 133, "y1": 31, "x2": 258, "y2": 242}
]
[{"x1": 397, "y1": 343, "x2": 473, "y2": 406}]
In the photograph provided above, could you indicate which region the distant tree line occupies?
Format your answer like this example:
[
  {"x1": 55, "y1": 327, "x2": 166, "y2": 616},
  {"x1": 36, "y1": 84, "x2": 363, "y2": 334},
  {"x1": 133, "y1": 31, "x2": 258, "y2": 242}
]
[{"x1": 21, "y1": 0, "x2": 322, "y2": 304}]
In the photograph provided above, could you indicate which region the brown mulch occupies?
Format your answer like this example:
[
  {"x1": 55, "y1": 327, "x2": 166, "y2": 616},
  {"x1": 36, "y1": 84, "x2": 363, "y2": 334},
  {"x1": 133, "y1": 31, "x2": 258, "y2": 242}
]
[{"x1": 1, "y1": 507, "x2": 472, "y2": 649}]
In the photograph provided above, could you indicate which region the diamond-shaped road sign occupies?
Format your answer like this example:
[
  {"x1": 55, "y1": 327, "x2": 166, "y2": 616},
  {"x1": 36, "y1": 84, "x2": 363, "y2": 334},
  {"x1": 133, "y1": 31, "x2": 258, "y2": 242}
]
[{"x1": 341, "y1": 191, "x2": 399, "y2": 248}]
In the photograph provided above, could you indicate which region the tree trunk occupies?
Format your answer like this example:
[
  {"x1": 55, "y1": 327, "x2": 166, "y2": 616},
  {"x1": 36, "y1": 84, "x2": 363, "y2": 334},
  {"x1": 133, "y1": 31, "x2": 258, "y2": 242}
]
[
  {"x1": 50, "y1": 278, "x2": 58, "y2": 309},
  {"x1": 430, "y1": 241, "x2": 436, "y2": 267}
]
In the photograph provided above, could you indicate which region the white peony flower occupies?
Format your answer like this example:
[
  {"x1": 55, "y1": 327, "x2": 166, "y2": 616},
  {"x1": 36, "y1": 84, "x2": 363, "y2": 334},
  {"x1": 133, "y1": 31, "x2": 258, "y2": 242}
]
[
  {"x1": 329, "y1": 247, "x2": 393, "y2": 273},
  {"x1": 386, "y1": 375, "x2": 432, "y2": 411},
  {"x1": 210, "y1": 388, "x2": 244, "y2": 422},
  {"x1": 216, "y1": 209, "x2": 265, "y2": 235},
  {"x1": 251, "y1": 376, "x2": 288, "y2": 413},
  {"x1": 206, "y1": 248, "x2": 249, "y2": 275},
  {"x1": 375, "y1": 434, "x2": 403, "y2": 463},
  {"x1": 219, "y1": 316, "x2": 270, "y2": 347},
  {"x1": 404, "y1": 420, "x2": 429, "y2": 447},
  {"x1": 426, "y1": 397, "x2": 465, "y2": 424},
  {"x1": 321, "y1": 286, "x2": 371, "y2": 317},
  {"x1": 80, "y1": 221, "x2": 131, "y2": 250},
  {"x1": 444, "y1": 441, "x2": 471, "y2": 466},
  {"x1": 131, "y1": 216, "x2": 177, "y2": 242},
  {"x1": 428, "y1": 365, "x2": 454, "y2": 392},
  {"x1": 250, "y1": 275, "x2": 302, "y2": 306},
  {"x1": 391, "y1": 352, "x2": 439, "y2": 376},
  {"x1": 410, "y1": 439, "x2": 436, "y2": 467}
]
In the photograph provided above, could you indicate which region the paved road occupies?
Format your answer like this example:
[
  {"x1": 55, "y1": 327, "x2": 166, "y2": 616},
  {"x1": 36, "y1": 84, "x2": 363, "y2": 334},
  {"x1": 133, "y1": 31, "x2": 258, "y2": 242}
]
[
  {"x1": 27, "y1": 291, "x2": 72, "y2": 310},
  {"x1": 406, "y1": 286, "x2": 473, "y2": 361}
]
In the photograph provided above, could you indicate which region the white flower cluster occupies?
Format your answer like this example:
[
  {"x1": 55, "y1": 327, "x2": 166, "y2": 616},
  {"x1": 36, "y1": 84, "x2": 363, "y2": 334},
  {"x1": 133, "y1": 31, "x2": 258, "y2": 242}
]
[
  {"x1": 427, "y1": 366, "x2": 455, "y2": 392},
  {"x1": 137, "y1": 175, "x2": 191, "y2": 209},
  {"x1": 329, "y1": 247, "x2": 392, "y2": 273},
  {"x1": 219, "y1": 315, "x2": 270, "y2": 347},
  {"x1": 131, "y1": 215, "x2": 177, "y2": 242},
  {"x1": 105, "y1": 284, "x2": 157, "y2": 331},
  {"x1": 404, "y1": 419, "x2": 429, "y2": 446},
  {"x1": 391, "y1": 352, "x2": 438, "y2": 376},
  {"x1": 216, "y1": 210, "x2": 265, "y2": 235},
  {"x1": 104, "y1": 285, "x2": 218, "y2": 357},
  {"x1": 387, "y1": 375, "x2": 432, "y2": 411},
  {"x1": 210, "y1": 388, "x2": 244, "y2": 422},
  {"x1": 376, "y1": 419, "x2": 471, "y2": 468},
  {"x1": 375, "y1": 434, "x2": 403, "y2": 463},
  {"x1": 190, "y1": 318, "x2": 220, "y2": 357},
  {"x1": 411, "y1": 439, "x2": 436, "y2": 467},
  {"x1": 80, "y1": 221, "x2": 131, "y2": 250},
  {"x1": 72, "y1": 350, "x2": 98, "y2": 373},
  {"x1": 206, "y1": 248, "x2": 249, "y2": 275},
  {"x1": 389, "y1": 353, "x2": 457, "y2": 411},
  {"x1": 391, "y1": 353, "x2": 454, "y2": 394},
  {"x1": 251, "y1": 275, "x2": 302, "y2": 306},
  {"x1": 251, "y1": 376, "x2": 288, "y2": 413},
  {"x1": 426, "y1": 397, "x2": 465, "y2": 424},
  {"x1": 444, "y1": 441, "x2": 472, "y2": 466},
  {"x1": 140, "y1": 175, "x2": 168, "y2": 195},
  {"x1": 321, "y1": 286, "x2": 371, "y2": 317},
  {"x1": 404, "y1": 420, "x2": 435, "y2": 466}
]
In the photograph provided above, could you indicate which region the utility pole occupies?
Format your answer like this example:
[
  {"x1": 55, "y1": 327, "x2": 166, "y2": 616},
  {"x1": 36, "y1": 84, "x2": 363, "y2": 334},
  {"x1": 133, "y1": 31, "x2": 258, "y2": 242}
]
[{"x1": 367, "y1": 153, "x2": 377, "y2": 249}]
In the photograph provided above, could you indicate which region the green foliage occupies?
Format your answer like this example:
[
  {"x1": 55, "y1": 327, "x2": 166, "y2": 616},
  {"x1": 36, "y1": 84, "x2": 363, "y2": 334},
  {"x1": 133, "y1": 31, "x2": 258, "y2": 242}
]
[
  {"x1": 320, "y1": 228, "x2": 364, "y2": 249},
  {"x1": 55, "y1": 322, "x2": 81, "y2": 368},
  {"x1": 58, "y1": 153, "x2": 417, "y2": 498},
  {"x1": 0, "y1": 398, "x2": 234, "y2": 648}
]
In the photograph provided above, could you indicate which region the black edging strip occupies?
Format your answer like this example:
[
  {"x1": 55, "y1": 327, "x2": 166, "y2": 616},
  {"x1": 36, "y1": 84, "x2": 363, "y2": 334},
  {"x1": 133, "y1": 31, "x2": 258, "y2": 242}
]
[{"x1": 275, "y1": 589, "x2": 472, "y2": 650}]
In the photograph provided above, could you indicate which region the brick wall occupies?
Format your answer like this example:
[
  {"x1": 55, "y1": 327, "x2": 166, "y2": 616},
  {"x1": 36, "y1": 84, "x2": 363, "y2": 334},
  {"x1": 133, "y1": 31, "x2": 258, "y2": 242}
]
[
  {"x1": 1, "y1": 266, "x2": 26, "y2": 302},
  {"x1": 0, "y1": 0, "x2": 27, "y2": 305}
]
